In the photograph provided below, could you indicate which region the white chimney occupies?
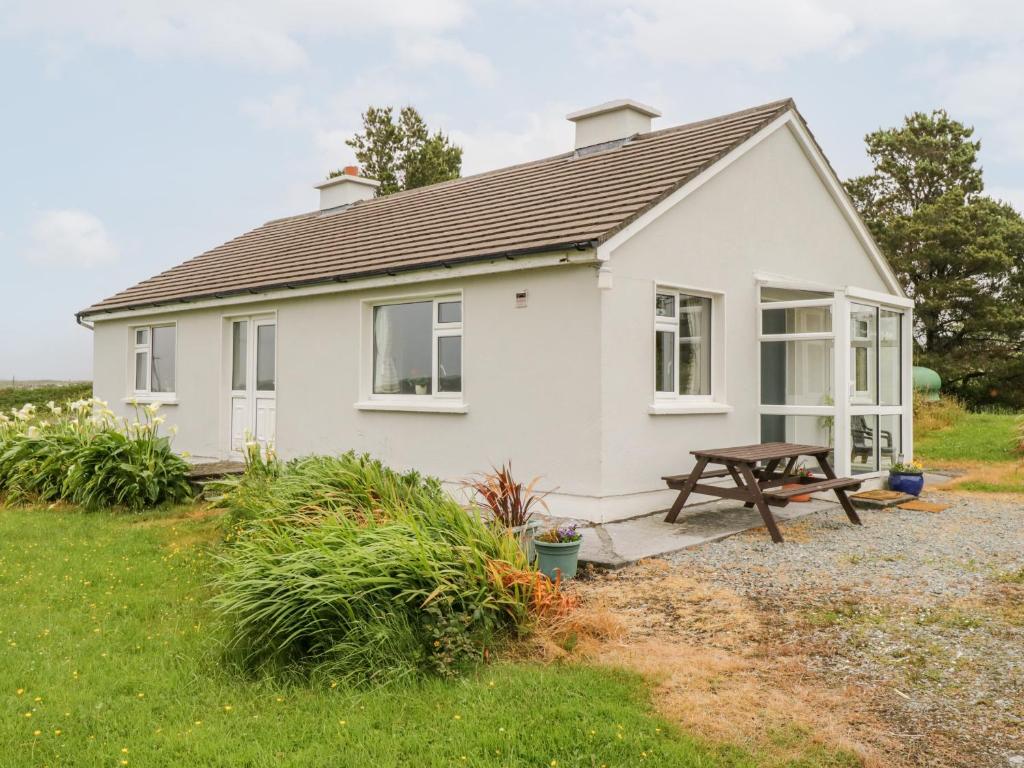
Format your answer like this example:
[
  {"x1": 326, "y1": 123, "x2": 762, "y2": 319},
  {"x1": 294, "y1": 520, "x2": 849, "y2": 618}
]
[
  {"x1": 566, "y1": 99, "x2": 661, "y2": 150},
  {"x1": 315, "y1": 166, "x2": 381, "y2": 210}
]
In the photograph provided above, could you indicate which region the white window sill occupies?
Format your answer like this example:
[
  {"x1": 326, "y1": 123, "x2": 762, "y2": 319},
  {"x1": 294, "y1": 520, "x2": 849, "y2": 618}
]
[
  {"x1": 123, "y1": 396, "x2": 179, "y2": 406},
  {"x1": 354, "y1": 400, "x2": 468, "y2": 414},
  {"x1": 648, "y1": 402, "x2": 732, "y2": 415}
]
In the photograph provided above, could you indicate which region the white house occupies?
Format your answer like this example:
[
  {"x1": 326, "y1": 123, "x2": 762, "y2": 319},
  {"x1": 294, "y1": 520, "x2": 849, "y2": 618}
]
[{"x1": 78, "y1": 98, "x2": 913, "y2": 523}]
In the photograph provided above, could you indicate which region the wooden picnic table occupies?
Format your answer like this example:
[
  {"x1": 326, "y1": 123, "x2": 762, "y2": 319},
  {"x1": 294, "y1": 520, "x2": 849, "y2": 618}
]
[{"x1": 662, "y1": 442, "x2": 863, "y2": 543}]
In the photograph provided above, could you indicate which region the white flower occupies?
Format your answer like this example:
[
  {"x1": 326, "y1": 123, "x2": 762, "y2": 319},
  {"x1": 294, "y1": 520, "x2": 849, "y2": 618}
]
[
  {"x1": 153, "y1": 416, "x2": 166, "y2": 426},
  {"x1": 168, "y1": 425, "x2": 178, "y2": 436},
  {"x1": 181, "y1": 450, "x2": 191, "y2": 459},
  {"x1": 146, "y1": 402, "x2": 161, "y2": 415},
  {"x1": 26, "y1": 426, "x2": 40, "y2": 438}
]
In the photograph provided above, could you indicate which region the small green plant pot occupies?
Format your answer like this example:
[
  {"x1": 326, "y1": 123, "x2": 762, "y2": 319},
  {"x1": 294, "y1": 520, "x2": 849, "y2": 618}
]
[{"x1": 534, "y1": 539, "x2": 581, "y2": 581}]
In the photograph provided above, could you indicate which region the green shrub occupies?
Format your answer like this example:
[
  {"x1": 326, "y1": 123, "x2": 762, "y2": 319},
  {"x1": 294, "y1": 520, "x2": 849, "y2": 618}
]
[
  {"x1": 211, "y1": 450, "x2": 447, "y2": 531},
  {"x1": 0, "y1": 399, "x2": 191, "y2": 511},
  {"x1": 210, "y1": 453, "x2": 531, "y2": 684}
]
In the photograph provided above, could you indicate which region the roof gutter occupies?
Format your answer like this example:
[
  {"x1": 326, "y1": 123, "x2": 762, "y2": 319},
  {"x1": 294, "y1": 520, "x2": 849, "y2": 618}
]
[
  {"x1": 76, "y1": 313, "x2": 94, "y2": 332},
  {"x1": 78, "y1": 240, "x2": 599, "y2": 320}
]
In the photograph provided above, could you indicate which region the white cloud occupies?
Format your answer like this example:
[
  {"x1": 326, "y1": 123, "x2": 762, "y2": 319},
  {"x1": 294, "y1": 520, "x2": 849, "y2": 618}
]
[
  {"x1": 0, "y1": 0, "x2": 475, "y2": 71},
  {"x1": 397, "y1": 35, "x2": 495, "y2": 85},
  {"x1": 452, "y1": 106, "x2": 574, "y2": 175},
  {"x1": 589, "y1": 0, "x2": 1024, "y2": 70},
  {"x1": 26, "y1": 210, "x2": 119, "y2": 268}
]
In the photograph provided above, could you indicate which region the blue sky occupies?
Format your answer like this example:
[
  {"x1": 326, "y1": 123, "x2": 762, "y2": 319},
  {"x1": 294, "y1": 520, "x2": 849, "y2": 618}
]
[{"x1": 1, "y1": 0, "x2": 1022, "y2": 380}]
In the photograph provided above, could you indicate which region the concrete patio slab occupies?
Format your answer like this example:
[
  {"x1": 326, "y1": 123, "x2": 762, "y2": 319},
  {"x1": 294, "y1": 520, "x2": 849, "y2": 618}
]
[
  {"x1": 572, "y1": 470, "x2": 959, "y2": 568},
  {"x1": 576, "y1": 497, "x2": 840, "y2": 568}
]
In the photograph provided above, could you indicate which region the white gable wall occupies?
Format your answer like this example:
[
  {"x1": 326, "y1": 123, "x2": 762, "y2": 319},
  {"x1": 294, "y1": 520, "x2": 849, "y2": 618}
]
[{"x1": 596, "y1": 124, "x2": 898, "y2": 517}]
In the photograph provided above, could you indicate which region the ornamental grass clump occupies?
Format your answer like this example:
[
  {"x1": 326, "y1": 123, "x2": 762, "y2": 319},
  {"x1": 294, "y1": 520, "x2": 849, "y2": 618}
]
[
  {"x1": 210, "y1": 453, "x2": 537, "y2": 684},
  {"x1": 0, "y1": 398, "x2": 191, "y2": 511}
]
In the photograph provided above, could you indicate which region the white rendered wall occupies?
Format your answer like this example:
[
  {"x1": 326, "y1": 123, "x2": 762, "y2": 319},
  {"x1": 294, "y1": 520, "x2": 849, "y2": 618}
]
[
  {"x1": 596, "y1": 125, "x2": 899, "y2": 519},
  {"x1": 91, "y1": 265, "x2": 603, "y2": 510}
]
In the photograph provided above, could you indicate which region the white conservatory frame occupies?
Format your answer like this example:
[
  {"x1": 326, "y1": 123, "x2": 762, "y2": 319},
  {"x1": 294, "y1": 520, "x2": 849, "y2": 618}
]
[{"x1": 756, "y1": 278, "x2": 914, "y2": 481}]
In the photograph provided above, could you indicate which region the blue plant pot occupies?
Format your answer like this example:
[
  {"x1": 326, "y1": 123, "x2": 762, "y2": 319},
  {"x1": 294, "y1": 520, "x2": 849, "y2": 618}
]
[{"x1": 889, "y1": 471, "x2": 924, "y2": 496}]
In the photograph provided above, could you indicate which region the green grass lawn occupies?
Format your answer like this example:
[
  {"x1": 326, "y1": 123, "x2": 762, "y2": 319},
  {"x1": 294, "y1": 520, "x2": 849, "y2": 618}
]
[
  {"x1": 0, "y1": 505, "x2": 854, "y2": 767},
  {"x1": 915, "y1": 411, "x2": 1020, "y2": 464},
  {"x1": 915, "y1": 411, "x2": 1023, "y2": 492},
  {"x1": 0, "y1": 382, "x2": 92, "y2": 412}
]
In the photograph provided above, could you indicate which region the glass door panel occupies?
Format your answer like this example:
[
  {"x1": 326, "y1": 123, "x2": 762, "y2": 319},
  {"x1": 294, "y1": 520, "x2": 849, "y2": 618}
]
[
  {"x1": 850, "y1": 304, "x2": 877, "y2": 405},
  {"x1": 879, "y1": 310, "x2": 902, "y2": 405}
]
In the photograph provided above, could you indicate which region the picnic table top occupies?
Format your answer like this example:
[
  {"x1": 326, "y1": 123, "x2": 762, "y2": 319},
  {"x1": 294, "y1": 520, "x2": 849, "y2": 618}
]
[{"x1": 691, "y1": 442, "x2": 831, "y2": 463}]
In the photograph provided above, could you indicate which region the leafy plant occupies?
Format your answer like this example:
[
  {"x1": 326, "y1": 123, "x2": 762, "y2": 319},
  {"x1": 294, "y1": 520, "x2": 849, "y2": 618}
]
[
  {"x1": 0, "y1": 398, "x2": 191, "y2": 511},
  {"x1": 890, "y1": 459, "x2": 924, "y2": 475},
  {"x1": 211, "y1": 451, "x2": 446, "y2": 532},
  {"x1": 463, "y1": 463, "x2": 549, "y2": 529},
  {"x1": 210, "y1": 453, "x2": 534, "y2": 684},
  {"x1": 536, "y1": 524, "x2": 581, "y2": 544}
]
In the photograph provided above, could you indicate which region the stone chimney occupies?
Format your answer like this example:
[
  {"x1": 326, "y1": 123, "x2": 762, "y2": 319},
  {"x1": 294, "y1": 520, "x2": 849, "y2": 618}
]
[
  {"x1": 315, "y1": 166, "x2": 381, "y2": 210},
  {"x1": 566, "y1": 99, "x2": 661, "y2": 150}
]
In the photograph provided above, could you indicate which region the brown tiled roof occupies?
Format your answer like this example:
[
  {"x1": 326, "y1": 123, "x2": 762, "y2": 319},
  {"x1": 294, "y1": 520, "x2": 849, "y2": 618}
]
[{"x1": 80, "y1": 99, "x2": 793, "y2": 316}]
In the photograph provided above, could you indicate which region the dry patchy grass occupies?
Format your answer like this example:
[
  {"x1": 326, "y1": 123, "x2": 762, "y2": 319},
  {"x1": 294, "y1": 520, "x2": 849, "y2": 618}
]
[{"x1": 534, "y1": 561, "x2": 898, "y2": 768}]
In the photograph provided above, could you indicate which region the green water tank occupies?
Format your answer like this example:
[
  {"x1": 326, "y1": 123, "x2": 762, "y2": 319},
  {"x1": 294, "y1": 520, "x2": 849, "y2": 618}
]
[{"x1": 912, "y1": 366, "x2": 941, "y2": 401}]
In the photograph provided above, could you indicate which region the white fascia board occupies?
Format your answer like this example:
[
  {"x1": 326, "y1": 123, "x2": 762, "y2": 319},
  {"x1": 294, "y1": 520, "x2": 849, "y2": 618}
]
[
  {"x1": 597, "y1": 110, "x2": 907, "y2": 299},
  {"x1": 844, "y1": 285, "x2": 914, "y2": 309},
  {"x1": 83, "y1": 249, "x2": 597, "y2": 323}
]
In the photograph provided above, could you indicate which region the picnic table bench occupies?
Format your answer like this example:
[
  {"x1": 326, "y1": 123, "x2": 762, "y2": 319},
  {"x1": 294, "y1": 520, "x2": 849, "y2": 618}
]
[{"x1": 662, "y1": 442, "x2": 862, "y2": 543}]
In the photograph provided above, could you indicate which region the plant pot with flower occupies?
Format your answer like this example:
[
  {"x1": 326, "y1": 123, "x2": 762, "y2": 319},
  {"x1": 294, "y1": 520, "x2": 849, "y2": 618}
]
[
  {"x1": 463, "y1": 463, "x2": 549, "y2": 563},
  {"x1": 889, "y1": 459, "x2": 925, "y2": 496},
  {"x1": 782, "y1": 466, "x2": 815, "y2": 502},
  {"x1": 534, "y1": 525, "x2": 582, "y2": 581}
]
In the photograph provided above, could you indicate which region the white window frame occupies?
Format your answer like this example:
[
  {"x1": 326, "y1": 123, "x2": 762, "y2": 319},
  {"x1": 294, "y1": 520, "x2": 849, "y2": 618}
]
[
  {"x1": 650, "y1": 283, "x2": 729, "y2": 415},
  {"x1": 128, "y1": 322, "x2": 178, "y2": 403},
  {"x1": 757, "y1": 279, "x2": 914, "y2": 480},
  {"x1": 356, "y1": 291, "x2": 467, "y2": 414}
]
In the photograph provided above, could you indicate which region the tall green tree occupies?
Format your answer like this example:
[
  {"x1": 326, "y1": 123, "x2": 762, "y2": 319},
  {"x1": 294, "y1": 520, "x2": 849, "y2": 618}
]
[
  {"x1": 845, "y1": 110, "x2": 1024, "y2": 405},
  {"x1": 336, "y1": 106, "x2": 462, "y2": 196}
]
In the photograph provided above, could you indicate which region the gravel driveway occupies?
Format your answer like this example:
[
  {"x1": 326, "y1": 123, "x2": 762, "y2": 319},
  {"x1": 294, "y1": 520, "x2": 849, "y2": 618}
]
[{"x1": 669, "y1": 493, "x2": 1024, "y2": 767}]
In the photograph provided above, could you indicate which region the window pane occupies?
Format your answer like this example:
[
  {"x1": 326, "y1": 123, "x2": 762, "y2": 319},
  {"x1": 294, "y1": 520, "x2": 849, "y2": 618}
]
[
  {"x1": 150, "y1": 326, "x2": 175, "y2": 393},
  {"x1": 879, "y1": 414, "x2": 901, "y2": 471},
  {"x1": 437, "y1": 301, "x2": 462, "y2": 324},
  {"x1": 850, "y1": 415, "x2": 880, "y2": 474},
  {"x1": 760, "y1": 414, "x2": 834, "y2": 465},
  {"x1": 437, "y1": 335, "x2": 462, "y2": 392},
  {"x1": 760, "y1": 339, "x2": 834, "y2": 405},
  {"x1": 761, "y1": 306, "x2": 832, "y2": 334},
  {"x1": 256, "y1": 324, "x2": 275, "y2": 392},
  {"x1": 232, "y1": 321, "x2": 247, "y2": 391},
  {"x1": 879, "y1": 310, "x2": 901, "y2": 405},
  {"x1": 374, "y1": 302, "x2": 432, "y2": 395},
  {"x1": 760, "y1": 287, "x2": 833, "y2": 302},
  {"x1": 655, "y1": 293, "x2": 675, "y2": 317},
  {"x1": 134, "y1": 351, "x2": 149, "y2": 391},
  {"x1": 655, "y1": 330, "x2": 674, "y2": 392},
  {"x1": 849, "y1": 304, "x2": 877, "y2": 404},
  {"x1": 135, "y1": 328, "x2": 149, "y2": 346},
  {"x1": 678, "y1": 295, "x2": 711, "y2": 396}
]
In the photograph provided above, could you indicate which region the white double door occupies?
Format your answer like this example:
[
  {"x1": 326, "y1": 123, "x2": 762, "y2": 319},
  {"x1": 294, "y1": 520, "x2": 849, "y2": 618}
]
[{"x1": 229, "y1": 317, "x2": 276, "y2": 453}]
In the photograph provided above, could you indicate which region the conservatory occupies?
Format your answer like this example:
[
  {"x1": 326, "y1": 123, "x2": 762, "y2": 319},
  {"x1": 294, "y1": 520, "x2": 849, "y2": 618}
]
[{"x1": 758, "y1": 283, "x2": 915, "y2": 480}]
